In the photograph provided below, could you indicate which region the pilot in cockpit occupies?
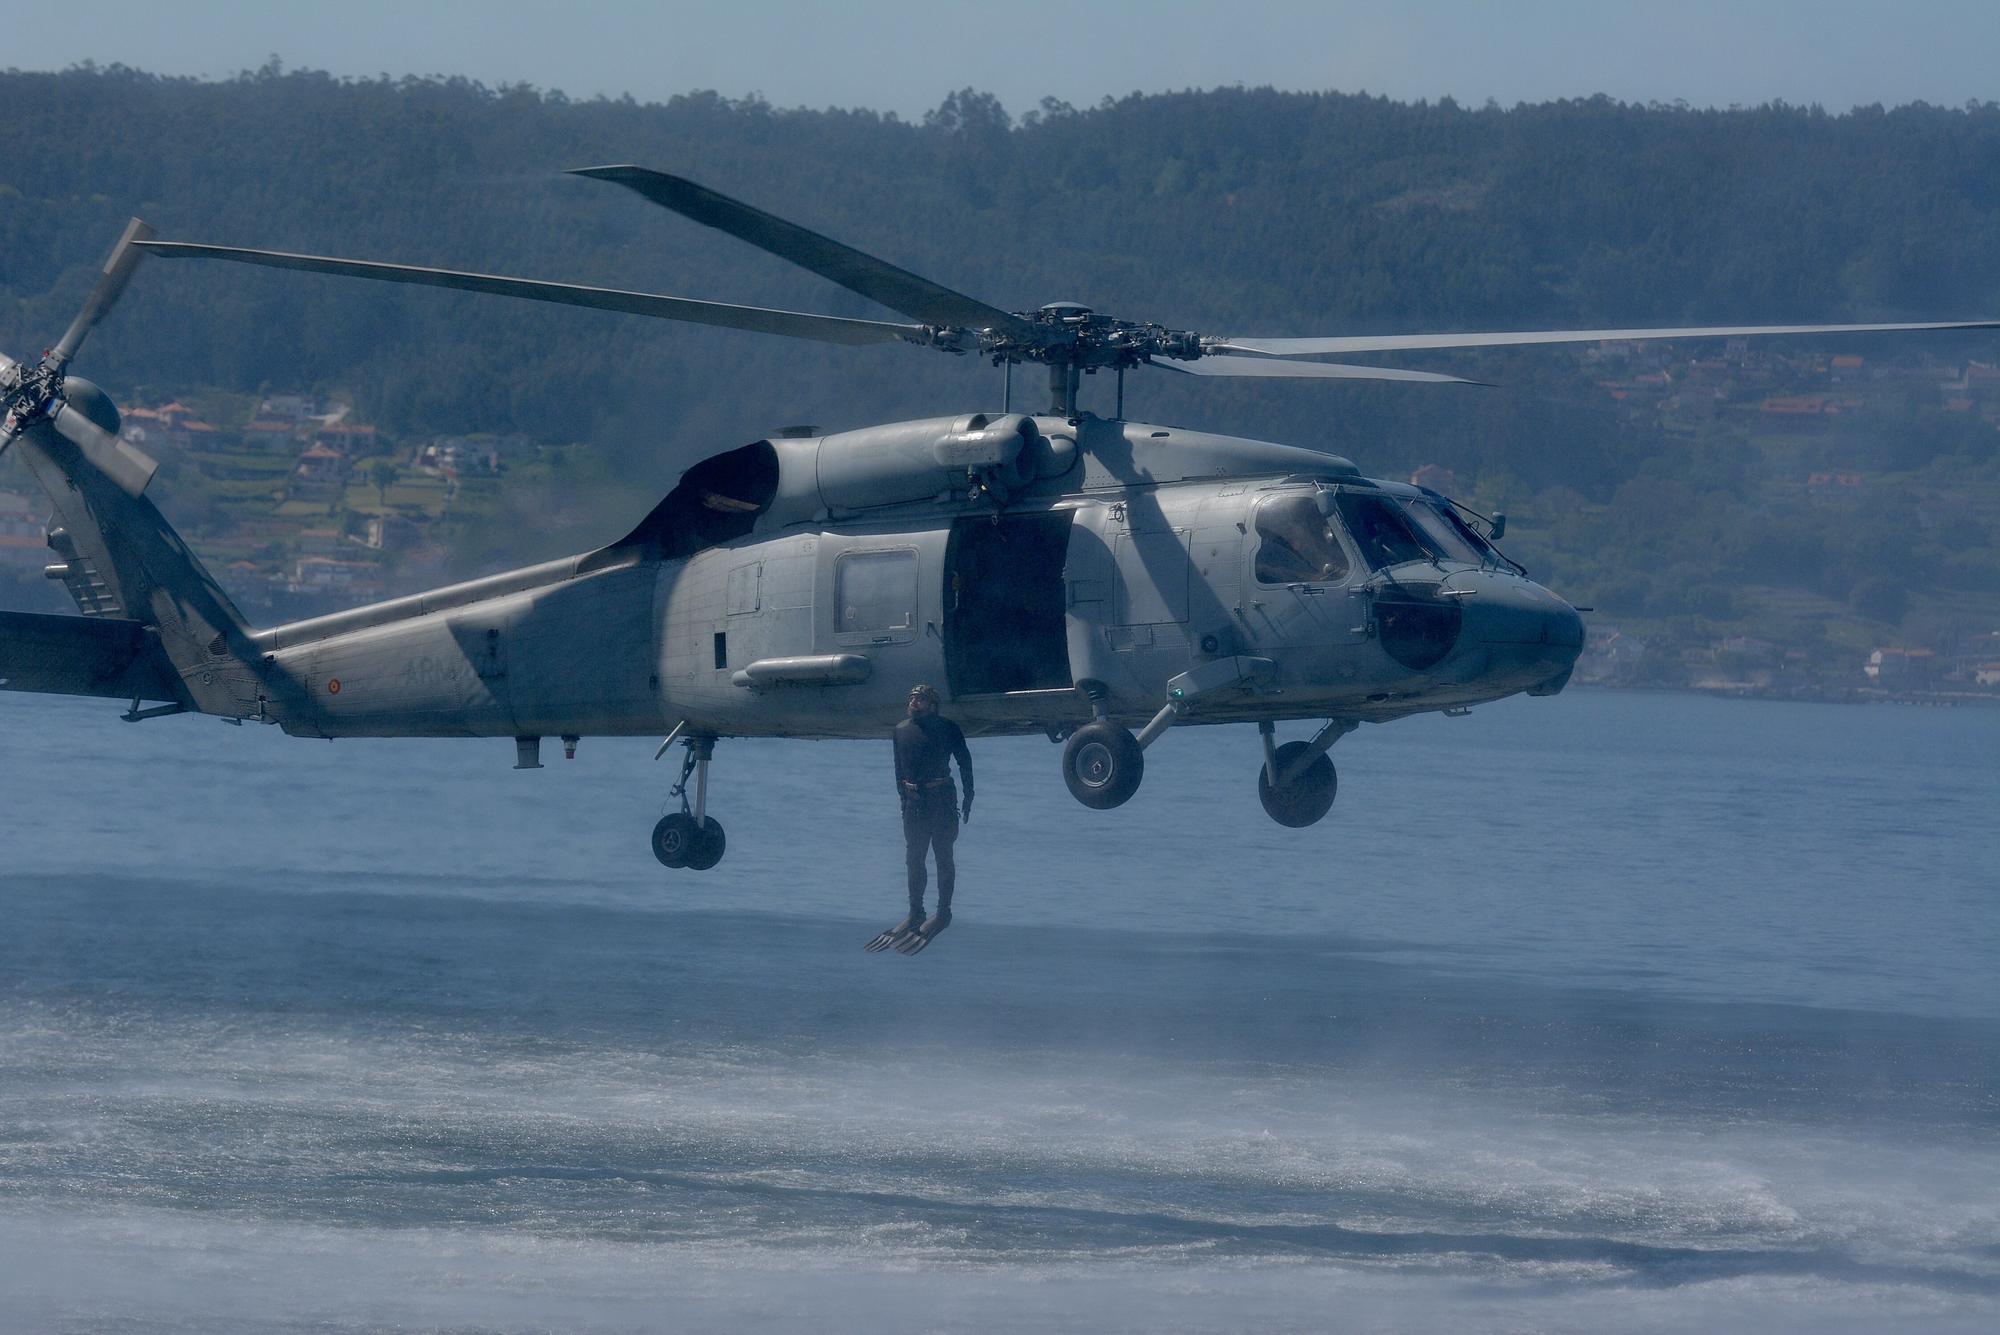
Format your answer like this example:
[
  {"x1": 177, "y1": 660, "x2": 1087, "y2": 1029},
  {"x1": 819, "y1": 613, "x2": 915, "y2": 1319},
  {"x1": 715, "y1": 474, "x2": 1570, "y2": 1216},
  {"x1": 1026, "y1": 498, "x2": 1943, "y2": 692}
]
[{"x1": 1254, "y1": 494, "x2": 1351, "y2": 584}]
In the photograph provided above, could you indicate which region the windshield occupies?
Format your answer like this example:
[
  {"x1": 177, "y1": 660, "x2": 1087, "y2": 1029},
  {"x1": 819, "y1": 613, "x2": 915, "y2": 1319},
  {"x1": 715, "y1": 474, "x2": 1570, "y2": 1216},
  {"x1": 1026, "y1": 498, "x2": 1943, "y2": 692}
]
[
  {"x1": 1334, "y1": 492, "x2": 1436, "y2": 570},
  {"x1": 1254, "y1": 494, "x2": 1351, "y2": 584},
  {"x1": 1394, "y1": 497, "x2": 1490, "y2": 565}
]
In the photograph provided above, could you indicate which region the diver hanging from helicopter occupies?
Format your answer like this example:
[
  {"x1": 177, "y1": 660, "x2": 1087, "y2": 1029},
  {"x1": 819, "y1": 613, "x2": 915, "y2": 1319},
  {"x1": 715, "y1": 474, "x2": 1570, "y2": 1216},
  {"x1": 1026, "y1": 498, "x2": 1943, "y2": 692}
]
[{"x1": 867, "y1": 683, "x2": 974, "y2": 956}]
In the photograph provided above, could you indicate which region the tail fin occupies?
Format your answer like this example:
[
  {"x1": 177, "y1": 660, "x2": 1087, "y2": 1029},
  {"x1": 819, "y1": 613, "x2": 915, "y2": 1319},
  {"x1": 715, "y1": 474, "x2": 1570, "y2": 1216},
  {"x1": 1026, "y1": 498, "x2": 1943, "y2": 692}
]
[{"x1": 14, "y1": 419, "x2": 269, "y2": 718}]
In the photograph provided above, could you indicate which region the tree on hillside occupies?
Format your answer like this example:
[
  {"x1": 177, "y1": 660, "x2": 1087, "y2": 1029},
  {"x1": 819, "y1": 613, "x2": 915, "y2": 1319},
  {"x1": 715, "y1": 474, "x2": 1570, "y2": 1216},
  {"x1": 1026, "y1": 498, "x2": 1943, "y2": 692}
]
[{"x1": 366, "y1": 457, "x2": 399, "y2": 507}]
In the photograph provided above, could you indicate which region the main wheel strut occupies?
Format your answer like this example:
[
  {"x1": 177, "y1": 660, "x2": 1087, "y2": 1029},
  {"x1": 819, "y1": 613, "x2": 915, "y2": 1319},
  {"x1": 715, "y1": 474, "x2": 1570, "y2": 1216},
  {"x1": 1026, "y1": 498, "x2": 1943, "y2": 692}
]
[
  {"x1": 1254, "y1": 719, "x2": 1355, "y2": 828},
  {"x1": 653, "y1": 733, "x2": 727, "y2": 869}
]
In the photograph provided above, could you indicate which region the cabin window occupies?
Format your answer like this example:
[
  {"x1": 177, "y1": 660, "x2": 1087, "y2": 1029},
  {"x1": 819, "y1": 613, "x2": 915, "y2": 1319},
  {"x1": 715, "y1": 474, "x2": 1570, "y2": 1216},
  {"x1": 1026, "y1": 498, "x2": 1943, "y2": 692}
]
[
  {"x1": 835, "y1": 549, "x2": 918, "y2": 637},
  {"x1": 1254, "y1": 495, "x2": 1351, "y2": 585}
]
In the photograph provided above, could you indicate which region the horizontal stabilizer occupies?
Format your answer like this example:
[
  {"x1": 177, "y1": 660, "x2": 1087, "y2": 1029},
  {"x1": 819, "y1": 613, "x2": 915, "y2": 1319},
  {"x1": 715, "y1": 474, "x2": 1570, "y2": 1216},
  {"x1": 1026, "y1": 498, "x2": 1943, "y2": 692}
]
[{"x1": 0, "y1": 611, "x2": 182, "y2": 703}]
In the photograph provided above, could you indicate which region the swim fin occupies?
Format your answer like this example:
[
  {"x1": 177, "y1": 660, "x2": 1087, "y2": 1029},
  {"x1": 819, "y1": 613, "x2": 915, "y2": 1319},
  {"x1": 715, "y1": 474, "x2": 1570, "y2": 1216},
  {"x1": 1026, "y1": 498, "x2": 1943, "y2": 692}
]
[
  {"x1": 893, "y1": 914, "x2": 951, "y2": 955},
  {"x1": 864, "y1": 916, "x2": 921, "y2": 953}
]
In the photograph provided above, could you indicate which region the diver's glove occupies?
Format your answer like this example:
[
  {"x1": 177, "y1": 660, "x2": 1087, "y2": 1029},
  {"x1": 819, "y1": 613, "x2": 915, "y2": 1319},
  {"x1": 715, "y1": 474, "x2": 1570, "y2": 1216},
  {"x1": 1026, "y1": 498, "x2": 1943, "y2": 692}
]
[{"x1": 961, "y1": 795, "x2": 973, "y2": 825}]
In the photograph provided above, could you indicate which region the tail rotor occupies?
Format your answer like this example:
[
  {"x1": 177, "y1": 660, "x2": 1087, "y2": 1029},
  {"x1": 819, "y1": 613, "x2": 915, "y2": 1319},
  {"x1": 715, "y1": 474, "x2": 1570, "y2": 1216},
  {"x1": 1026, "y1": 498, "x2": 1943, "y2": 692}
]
[{"x1": 1, "y1": 219, "x2": 160, "y2": 495}]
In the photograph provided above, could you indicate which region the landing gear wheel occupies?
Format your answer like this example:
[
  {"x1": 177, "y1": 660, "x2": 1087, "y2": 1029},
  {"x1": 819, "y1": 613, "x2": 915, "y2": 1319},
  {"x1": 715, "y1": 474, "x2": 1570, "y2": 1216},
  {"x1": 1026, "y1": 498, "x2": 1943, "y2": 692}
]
[
  {"x1": 1062, "y1": 720, "x2": 1144, "y2": 809},
  {"x1": 651, "y1": 812, "x2": 700, "y2": 868},
  {"x1": 1258, "y1": 741, "x2": 1337, "y2": 828},
  {"x1": 686, "y1": 818, "x2": 727, "y2": 871}
]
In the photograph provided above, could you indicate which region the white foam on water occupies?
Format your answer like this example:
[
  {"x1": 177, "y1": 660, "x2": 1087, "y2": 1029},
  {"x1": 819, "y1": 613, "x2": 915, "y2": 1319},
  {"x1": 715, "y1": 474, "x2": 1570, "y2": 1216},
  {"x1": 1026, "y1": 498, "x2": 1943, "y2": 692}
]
[
  {"x1": 5, "y1": 1001, "x2": 1996, "y2": 1326},
  {"x1": 1, "y1": 1204, "x2": 1996, "y2": 1335}
]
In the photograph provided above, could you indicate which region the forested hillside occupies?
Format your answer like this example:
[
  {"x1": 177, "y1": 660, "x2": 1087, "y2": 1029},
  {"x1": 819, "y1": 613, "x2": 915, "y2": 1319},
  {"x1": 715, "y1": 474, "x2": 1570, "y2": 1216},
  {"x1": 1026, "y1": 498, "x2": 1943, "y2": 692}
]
[{"x1": 3, "y1": 65, "x2": 1998, "y2": 689}]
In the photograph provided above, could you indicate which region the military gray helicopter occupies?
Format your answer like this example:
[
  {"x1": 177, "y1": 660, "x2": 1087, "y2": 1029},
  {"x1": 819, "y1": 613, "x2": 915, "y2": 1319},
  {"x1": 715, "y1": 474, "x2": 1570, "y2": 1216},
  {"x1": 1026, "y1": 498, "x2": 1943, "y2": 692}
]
[{"x1": 4, "y1": 167, "x2": 1995, "y2": 871}]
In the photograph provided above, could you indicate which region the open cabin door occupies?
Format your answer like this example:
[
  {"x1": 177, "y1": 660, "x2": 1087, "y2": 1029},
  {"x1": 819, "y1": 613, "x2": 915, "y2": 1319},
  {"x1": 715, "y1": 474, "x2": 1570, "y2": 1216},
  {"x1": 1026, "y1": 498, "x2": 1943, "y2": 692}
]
[{"x1": 943, "y1": 511, "x2": 1074, "y2": 697}]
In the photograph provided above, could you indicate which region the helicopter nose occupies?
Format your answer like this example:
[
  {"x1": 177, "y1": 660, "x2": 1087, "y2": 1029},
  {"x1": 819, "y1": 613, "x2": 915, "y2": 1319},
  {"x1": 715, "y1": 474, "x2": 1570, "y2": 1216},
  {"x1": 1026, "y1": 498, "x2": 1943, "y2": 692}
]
[{"x1": 1444, "y1": 571, "x2": 1583, "y2": 651}]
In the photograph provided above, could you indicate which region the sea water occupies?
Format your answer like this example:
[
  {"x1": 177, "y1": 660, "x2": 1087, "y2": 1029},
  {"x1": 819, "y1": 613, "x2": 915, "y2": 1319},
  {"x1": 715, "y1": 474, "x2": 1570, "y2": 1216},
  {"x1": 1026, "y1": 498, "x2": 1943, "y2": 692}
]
[{"x1": 1, "y1": 689, "x2": 1995, "y2": 1332}]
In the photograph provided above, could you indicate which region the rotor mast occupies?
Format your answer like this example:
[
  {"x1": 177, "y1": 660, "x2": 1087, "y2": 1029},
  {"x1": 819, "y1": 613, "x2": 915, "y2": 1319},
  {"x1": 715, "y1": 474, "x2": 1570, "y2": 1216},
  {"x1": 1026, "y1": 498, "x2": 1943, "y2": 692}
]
[{"x1": 1048, "y1": 362, "x2": 1082, "y2": 417}]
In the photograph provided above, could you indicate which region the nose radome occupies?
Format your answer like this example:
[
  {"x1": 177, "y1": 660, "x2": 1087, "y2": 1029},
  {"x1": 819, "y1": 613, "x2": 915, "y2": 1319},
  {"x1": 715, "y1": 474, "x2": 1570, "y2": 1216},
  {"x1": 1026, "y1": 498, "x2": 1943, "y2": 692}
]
[
  {"x1": 1445, "y1": 573, "x2": 1584, "y2": 651},
  {"x1": 1546, "y1": 597, "x2": 1585, "y2": 652}
]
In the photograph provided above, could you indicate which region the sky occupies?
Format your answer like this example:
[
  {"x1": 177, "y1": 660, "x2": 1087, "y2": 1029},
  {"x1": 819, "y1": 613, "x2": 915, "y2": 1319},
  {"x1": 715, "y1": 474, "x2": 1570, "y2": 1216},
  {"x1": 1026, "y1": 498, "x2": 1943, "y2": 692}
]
[{"x1": 10, "y1": 0, "x2": 1999, "y2": 121}]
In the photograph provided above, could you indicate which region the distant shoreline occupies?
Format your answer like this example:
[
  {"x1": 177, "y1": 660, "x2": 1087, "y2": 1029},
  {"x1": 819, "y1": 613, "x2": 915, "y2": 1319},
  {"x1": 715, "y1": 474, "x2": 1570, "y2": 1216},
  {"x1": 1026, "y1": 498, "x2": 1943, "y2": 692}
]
[{"x1": 1573, "y1": 680, "x2": 1999, "y2": 707}]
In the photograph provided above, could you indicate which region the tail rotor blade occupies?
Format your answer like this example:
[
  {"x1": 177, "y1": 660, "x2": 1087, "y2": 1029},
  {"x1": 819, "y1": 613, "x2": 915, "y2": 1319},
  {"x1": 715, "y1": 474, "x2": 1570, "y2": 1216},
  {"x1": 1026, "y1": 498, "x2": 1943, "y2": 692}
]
[
  {"x1": 50, "y1": 403, "x2": 158, "y2": 497},
  {"x1": 50, "y1": 219, "x2": 156, "y2": 369}
]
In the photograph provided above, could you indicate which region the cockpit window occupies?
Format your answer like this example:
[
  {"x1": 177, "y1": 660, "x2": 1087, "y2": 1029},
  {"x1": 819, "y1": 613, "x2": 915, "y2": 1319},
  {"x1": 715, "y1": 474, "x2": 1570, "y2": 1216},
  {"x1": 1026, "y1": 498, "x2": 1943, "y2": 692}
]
[
  {"x1": 1395, "y1": 498, "x2": 1489, "y2": 564},
  {"x1": 1335, "y1": 492, "x2": 1434, "y2": 570},
  {"x1": 1254, "y1": 495, "x2": 1351, "y2": 585}
]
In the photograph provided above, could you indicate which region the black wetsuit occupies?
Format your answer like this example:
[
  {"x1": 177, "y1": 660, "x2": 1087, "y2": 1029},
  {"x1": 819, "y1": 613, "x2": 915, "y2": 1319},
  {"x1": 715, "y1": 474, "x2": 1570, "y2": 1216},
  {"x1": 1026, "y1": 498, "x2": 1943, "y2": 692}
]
[{"x1": 893, "y1": 713, "x2": 973, "y2": 922}]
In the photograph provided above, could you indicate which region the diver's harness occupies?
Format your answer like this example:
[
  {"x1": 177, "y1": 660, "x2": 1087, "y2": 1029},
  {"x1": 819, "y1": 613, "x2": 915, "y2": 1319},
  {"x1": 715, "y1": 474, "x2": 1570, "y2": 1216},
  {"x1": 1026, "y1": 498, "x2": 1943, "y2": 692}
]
[{"x1": 899, "y1": 776, "x2": 957, "y2": 813}]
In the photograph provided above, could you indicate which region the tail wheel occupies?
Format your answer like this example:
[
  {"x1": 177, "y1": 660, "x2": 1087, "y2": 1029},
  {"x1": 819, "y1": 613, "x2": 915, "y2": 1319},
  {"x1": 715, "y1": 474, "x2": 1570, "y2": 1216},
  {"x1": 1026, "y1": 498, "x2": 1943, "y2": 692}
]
[
  {"x1": 1258, "y1": 741, "x2": 1337, "y2": 828},
  {"x1": 1062, "y1": 720, "x2": 1144, "y2": 809}
]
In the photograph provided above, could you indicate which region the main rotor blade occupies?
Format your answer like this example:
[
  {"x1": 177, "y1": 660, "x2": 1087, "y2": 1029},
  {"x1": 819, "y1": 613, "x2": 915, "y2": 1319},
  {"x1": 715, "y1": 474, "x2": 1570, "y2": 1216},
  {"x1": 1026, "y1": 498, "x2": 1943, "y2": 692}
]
[
  {"x1": 135, "y1": 242, "x2": 930, "y2": 347},
  {"x1": 572, "y1": 165, "x2": 1039, "y2": 339},
  {"x1": 1215, "y1": 320, "x2": 2000, "y2": 358},
  {"x1": 1157, "y1": 356, "x2": 1486, "y2": 386},
  {"x1": 51, "y1": 218, "x2": 156, "y2": 369}
]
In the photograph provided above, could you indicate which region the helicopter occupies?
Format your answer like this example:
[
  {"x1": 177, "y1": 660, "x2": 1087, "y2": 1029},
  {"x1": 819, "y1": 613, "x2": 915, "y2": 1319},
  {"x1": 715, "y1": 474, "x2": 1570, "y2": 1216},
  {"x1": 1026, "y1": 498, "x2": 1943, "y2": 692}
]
[{"x1": 4, "y1": 166, "x2": 1995, "y2": 872}]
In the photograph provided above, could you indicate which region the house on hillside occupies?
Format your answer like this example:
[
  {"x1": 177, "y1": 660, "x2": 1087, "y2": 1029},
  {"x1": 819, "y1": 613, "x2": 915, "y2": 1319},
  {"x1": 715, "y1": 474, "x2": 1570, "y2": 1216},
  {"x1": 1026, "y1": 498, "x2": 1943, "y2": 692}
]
[
  {"x1": 120, "y1": 405, "x2": 165, "y2": 446},
  {"x1": 124, "y1": 403, "x2": 218, "y2": 450},
  {"x1": 293, "y1": 444, "x2": 345, "y2": 485},
  {"x1": 178, "y1": 419, "x2": 218, "y2": 444},
  {"x1": 314, "y1": 422, "x2": 379, "y2": 456},
  {"x1": 1865, "y1": 647, "x2": 1935, "y2": 685},
  {"x1": 363, "y1": 515, "x2": 422, "y2": 552},
  {"x1": 415, "y1": 437, "x2": 502, "y2": 477}
]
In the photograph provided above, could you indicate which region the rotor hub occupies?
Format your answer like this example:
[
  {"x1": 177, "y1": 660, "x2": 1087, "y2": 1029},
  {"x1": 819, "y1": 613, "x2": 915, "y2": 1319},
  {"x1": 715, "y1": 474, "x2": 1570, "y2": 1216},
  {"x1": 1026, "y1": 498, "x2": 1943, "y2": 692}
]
[{"x1": 985, "y1": 306, "x2": 1206, "y2": 377}]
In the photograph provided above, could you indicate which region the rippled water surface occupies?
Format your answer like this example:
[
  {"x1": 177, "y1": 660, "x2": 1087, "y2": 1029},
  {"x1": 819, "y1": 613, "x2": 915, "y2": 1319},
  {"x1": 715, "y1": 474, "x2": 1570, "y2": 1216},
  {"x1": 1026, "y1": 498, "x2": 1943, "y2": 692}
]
[{"x1": 2, "y1": 689, "x2": 1995, "y2": 1332}]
